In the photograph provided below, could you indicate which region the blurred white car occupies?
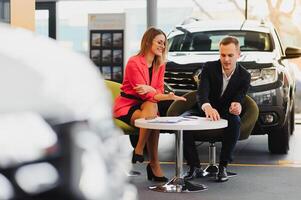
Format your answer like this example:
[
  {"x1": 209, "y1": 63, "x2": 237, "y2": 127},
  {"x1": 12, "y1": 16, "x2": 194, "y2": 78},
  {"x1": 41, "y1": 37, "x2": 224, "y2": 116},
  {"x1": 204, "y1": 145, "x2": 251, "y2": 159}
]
[{"x1": 0, "y1": 23, "x2": 136, "y2": 200}]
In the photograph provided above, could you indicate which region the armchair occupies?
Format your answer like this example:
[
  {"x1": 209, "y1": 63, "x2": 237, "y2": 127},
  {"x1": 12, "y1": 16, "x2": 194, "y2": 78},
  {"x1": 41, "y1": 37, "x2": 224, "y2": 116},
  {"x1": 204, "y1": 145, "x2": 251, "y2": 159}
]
[
  {"x1": 166, "y1": 90, "x2": 259, "y2": 176},
  {"x1": 104, "y1": 80, "x2": 140, "y2": 176}
]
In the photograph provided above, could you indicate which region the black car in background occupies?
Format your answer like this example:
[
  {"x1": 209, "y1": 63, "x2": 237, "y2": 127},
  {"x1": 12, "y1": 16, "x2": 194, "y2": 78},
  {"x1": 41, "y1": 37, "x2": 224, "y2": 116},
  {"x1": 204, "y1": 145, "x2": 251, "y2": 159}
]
[{"x1": 165, "y1": 19, "x2": 301, "y2": 154}]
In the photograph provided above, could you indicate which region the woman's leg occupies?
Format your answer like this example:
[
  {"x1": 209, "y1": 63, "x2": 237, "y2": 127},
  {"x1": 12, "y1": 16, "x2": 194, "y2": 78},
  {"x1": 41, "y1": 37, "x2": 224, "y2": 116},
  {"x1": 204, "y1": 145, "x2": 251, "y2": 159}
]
[
  {"x1": 130, "y1": 101, "x2": 158, "y2": 155},
  {"x1": 131, "y1": 101, "x2": 165, "y2": 177},
  {"x1": 147, "y1": 129, "x2": 164, "y2": 177}
]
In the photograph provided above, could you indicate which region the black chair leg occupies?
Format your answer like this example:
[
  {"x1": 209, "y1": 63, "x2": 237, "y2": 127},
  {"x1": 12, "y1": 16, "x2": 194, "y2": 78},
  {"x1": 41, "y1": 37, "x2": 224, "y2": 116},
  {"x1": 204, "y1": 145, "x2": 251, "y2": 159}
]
[
  {"x1": 204, "y1": 142, "x2": 237, "y2": 178},
  {"x1": 204, "y1": 142, "x2": 219, "y2": 177}
]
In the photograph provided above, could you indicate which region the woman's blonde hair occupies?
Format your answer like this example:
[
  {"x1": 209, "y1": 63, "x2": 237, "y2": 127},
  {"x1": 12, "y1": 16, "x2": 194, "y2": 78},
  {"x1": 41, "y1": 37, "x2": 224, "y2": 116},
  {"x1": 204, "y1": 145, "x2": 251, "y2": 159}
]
[{"x1": 137, "y1": 27, "x2": 168, "y2": 70}]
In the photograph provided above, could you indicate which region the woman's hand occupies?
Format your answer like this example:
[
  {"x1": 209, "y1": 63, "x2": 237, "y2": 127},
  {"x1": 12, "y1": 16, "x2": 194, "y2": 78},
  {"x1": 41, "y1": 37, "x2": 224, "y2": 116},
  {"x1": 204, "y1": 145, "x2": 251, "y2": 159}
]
[
  {"x1": 134, "y1": 84, "x2": 156, "y2": 94},
  {"x1": 168, "y1": 92, "x2": 186, "y2": 101}
]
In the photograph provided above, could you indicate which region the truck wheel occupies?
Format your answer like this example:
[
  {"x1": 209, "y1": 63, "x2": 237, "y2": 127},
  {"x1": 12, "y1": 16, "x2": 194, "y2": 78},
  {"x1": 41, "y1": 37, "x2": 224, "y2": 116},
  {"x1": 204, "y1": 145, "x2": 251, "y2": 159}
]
[
  {"x1": 290, "y1": 101, "x2": 295, "y2": 135},
  {"x1": 268, "y1": 113, "x2": 290, "y2": 154}
]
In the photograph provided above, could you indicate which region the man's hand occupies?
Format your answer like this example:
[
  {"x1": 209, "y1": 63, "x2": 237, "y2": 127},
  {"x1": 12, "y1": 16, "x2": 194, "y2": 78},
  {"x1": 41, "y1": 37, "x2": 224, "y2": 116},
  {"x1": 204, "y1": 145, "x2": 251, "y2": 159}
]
[
  {"x1": 229, "y1": 102, "x2": 242, "y2": 116},
  {"x1": 134, "y1": 84, "x2": 156, "y2": 94},
  {"x1": 203, "y1": 105, "x2": 220, "y2": 121}
]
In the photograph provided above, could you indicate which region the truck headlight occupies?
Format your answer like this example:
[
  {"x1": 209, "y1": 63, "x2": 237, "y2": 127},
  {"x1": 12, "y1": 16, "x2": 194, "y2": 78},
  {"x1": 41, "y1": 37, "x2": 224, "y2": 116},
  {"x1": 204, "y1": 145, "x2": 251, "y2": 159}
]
[{"x1": 248, "y1": 68, "x2": 277, "y2": 86}]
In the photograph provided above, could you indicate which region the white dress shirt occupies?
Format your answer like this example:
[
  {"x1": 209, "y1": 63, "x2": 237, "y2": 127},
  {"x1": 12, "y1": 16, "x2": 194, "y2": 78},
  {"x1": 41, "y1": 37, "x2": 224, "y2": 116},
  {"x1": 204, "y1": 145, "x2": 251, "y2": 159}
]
[{"x1": 201, "y1": 65, "x2": 236, "y2": 111}]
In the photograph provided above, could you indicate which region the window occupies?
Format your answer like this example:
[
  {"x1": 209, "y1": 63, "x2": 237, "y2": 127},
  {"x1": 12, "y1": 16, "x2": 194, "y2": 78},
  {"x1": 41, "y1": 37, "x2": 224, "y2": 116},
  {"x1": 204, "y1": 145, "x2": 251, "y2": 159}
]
[
  {"x1": 0, "y1": 0, "x2": 10, "y2": 23},
  {"x1": 168, "y1": 31, "x2": 272, "y2": 52}
]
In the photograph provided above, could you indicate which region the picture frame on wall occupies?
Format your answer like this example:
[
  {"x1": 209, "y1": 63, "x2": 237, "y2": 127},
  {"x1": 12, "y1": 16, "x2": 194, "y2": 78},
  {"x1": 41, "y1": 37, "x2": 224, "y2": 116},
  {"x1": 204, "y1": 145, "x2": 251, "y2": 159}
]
[
  {"x1": 91, "y1": 33, "x2": 101, "y2": 47},
  {"x1": 91, "y1": 49, "x2": 100, "y2": 65},
  {"x1": 112, "y1": 66, "x2": 122, "y2": 81},
  {"x1": 102, "y1": 66, "x2": 111, "y2": 79},
  {"x1": 102, "y1": 50, "x2": 112, "y2": 65},
  {"x1": 113, "y1": 50, "x2": 122, "y2": 64},
  {"x1": 113, "y1": 33, "x2": 123, "y2": 48},
  {"x1": 102, "y1": 33, "x2": 112, "y2": 48}
]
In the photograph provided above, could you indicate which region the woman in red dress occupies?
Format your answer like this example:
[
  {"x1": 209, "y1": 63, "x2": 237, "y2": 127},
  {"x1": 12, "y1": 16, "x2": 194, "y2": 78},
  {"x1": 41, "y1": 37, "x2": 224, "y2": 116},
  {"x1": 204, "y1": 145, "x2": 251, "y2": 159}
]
[{"x1": 114, "y1": 27, "x2": 185, "y2": 182}]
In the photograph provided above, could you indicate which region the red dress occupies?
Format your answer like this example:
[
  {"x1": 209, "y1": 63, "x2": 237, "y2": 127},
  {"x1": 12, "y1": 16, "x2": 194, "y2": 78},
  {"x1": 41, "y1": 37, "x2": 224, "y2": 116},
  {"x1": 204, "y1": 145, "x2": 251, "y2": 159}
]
[{"x1": 113, "y1": 55, "x2": 165, "y2": 118}]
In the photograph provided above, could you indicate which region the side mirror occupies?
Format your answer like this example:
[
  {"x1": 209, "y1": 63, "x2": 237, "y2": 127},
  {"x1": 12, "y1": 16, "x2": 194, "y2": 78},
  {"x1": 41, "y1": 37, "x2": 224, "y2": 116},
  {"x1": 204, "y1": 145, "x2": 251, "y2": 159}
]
[{"x1": 283, "y1": 46, "x2": 301, "y2": 59}]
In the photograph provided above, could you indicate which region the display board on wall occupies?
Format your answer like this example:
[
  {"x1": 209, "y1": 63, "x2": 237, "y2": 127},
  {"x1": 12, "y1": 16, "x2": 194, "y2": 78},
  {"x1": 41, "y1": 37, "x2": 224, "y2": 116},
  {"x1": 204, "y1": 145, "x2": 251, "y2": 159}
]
[{"x1": 88, "y1": 13, "x2": 125, "y2": 83}]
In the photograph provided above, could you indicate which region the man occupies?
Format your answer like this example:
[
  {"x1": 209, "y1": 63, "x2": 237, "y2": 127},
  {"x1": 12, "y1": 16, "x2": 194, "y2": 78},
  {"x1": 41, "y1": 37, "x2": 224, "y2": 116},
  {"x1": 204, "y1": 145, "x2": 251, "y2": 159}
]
[{"x1": 183, "y1": 36, "x2": 251, "y2": 182}]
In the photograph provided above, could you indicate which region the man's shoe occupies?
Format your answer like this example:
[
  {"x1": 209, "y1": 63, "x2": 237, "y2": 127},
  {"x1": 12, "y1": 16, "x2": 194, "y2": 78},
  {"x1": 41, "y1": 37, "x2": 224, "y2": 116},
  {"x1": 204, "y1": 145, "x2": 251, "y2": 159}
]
[
  {"x1": 216, "y1": 166, "x2": 228, "y2": 182},
  {"x1": 184, "y1": 167, "x2": 205, "y2": 180}
]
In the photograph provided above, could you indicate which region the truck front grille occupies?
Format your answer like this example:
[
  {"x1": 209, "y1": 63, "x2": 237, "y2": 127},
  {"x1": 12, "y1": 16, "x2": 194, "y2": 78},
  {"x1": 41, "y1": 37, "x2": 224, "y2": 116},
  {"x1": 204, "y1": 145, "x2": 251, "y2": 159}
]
[{"x1": 164, "y1": 62, "x2": 203, "y2": 93}]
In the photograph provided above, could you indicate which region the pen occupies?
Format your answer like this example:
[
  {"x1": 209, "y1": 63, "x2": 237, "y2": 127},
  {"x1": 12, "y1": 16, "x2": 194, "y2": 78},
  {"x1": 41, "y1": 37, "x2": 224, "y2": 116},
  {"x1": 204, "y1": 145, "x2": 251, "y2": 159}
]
[{"x1": 182, "y1": 116, "x2": 199, "y2": 119}]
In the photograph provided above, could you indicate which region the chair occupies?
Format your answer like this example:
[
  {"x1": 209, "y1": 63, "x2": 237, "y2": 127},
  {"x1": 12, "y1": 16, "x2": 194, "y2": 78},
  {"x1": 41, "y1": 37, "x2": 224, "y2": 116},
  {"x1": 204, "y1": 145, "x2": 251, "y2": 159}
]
[
  {"x1": 166, "y1": 90, "x2": 259, "y2": 176},
  {"x1": 104, "y1": 80, "x2": 140, "y2": 176}
]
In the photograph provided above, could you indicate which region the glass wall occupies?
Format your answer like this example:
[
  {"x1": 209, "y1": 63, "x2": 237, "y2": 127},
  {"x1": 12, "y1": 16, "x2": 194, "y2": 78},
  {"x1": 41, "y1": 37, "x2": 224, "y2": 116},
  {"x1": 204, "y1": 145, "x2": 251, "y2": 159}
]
[
  {"x1": 55, "y1": 0, "x2": 192, "y2": 61},
  {"x1": 0, "y1": 0, "x2": 10, "y2": 23},
  {"x1": 35, "y1": 9, "x2": 49, "y2": 37}
]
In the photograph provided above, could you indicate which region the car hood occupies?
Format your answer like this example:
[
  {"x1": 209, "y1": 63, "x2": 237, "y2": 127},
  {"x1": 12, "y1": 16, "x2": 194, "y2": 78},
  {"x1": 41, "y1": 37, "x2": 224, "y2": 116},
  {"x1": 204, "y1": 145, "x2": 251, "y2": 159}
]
[
  {"x1": 0, "y1": 24, "x2": 112, "y2": 124},
  {"x1": 167, "y1": 51, "x2": 277, "y2": 65}
]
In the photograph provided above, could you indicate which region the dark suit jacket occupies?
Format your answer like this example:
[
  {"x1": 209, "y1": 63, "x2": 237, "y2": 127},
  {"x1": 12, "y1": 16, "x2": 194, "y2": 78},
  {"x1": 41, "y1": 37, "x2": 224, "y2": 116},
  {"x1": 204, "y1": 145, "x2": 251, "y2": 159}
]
[{"x1": 197, "y1": 60, "x2": 251, "y2": 115}]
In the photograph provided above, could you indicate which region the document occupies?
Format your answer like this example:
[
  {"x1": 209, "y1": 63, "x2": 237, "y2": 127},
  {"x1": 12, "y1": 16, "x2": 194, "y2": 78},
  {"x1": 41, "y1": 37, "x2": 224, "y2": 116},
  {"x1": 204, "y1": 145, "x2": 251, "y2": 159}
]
[
  {"x1": 146, "y1": 117, "x2": 184, "y2": 123},
  {"x1": 146, "y1": 116, "x2": 200, "y2": 123}
]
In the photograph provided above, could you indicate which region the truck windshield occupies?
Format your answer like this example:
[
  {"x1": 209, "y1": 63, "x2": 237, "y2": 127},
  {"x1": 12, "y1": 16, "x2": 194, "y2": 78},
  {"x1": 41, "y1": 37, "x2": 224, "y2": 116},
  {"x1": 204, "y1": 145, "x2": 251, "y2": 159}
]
[{"x1": 168, "y1": 31, "x2": 272, "y2": 52}]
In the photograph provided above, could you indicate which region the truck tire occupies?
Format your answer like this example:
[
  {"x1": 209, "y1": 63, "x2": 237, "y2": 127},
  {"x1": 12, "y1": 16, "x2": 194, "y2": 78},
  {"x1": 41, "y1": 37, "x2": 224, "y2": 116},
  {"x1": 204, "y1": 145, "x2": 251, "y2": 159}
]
[
  {"x1": 290, "y1": 101, "x2": 295, "y2": 135},
  {"x1": 268, "y1": 113, "x2": 290, "y2": 154}
]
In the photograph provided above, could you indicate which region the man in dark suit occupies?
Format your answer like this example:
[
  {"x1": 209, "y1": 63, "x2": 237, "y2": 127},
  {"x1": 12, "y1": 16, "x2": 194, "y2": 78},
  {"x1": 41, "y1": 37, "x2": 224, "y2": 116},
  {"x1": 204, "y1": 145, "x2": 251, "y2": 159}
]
[{"x1": 183, "y1": 36, "x2": 251, "y2": 182}]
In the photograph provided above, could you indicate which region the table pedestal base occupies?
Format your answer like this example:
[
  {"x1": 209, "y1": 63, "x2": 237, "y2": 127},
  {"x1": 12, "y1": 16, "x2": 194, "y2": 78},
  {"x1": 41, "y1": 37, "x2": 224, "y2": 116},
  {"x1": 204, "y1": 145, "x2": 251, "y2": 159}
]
[{"x1": 149, "y1": 177, "x2": 207, "y2": 193}]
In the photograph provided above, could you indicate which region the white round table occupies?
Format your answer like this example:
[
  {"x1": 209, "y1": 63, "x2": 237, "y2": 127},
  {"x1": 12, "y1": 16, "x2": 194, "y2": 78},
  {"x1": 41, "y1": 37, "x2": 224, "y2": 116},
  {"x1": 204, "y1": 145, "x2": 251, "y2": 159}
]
[{"x1": 135, "y1": 116, "x2": 227, "y2": 193}]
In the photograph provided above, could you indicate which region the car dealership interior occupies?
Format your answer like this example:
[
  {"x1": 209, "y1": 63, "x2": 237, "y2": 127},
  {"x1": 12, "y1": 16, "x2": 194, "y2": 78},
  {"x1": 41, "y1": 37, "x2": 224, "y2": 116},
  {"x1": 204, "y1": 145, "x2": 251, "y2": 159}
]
[{"x1": 1, "y1": 0, "x2": 301, "y2": 199}]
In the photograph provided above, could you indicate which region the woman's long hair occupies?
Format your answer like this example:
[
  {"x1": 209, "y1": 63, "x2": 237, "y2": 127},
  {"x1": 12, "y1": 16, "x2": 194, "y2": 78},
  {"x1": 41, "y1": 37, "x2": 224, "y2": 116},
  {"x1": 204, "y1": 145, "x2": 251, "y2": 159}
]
[{"x1": 137, "y1": 27, "x2": 168, "y2": 70}]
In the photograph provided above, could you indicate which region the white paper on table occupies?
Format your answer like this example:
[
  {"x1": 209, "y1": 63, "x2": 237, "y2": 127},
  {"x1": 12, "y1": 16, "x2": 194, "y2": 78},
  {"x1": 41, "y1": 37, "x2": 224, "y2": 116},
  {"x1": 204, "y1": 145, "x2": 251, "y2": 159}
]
[
  {"x1": 146, "y1": 116, "x2": 200, "y2": 123},
  {"x1": 146, "y1": 117, "x2": 184, "y2": 123}
]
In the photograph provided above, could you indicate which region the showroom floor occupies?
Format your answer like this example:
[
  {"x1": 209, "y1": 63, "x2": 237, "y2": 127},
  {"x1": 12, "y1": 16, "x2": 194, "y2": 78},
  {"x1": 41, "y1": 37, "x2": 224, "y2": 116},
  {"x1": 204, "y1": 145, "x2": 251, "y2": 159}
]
[{"x1": 127, "y1": 124, "x2": 301, "y2": 200}]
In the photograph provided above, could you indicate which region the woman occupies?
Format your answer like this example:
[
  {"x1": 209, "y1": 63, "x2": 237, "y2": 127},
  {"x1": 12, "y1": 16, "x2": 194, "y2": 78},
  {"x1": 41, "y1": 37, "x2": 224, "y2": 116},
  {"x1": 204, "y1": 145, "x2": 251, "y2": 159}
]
[{"x1": 113, "y1": 27, "x2": 186, "y2": 182}]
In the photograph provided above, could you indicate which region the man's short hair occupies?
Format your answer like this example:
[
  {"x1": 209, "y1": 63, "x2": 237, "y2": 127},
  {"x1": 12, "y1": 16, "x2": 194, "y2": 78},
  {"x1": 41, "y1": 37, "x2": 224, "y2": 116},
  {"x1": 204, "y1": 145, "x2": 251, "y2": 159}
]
[{"x1": 219, "y1": 36, "x2": 240, "y2": 50}]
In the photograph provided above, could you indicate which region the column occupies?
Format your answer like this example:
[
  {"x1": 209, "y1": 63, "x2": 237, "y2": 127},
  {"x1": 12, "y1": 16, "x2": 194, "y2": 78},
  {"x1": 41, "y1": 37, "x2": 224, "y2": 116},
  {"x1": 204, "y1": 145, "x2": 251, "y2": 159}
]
[{"x1": 147, "y1": 0, "x2": 157, "y2": 28}]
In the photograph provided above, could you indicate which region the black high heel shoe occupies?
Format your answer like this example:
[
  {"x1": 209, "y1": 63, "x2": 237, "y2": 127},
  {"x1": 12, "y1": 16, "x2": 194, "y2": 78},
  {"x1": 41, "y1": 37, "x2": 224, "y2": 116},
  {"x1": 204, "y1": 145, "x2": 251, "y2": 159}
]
[
  {"x1": 132, "y1": 150, "x2": 144, "y2": 163},
  {"x1": 146, "y1": 164, "x2": 168, "y2": 182}
]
